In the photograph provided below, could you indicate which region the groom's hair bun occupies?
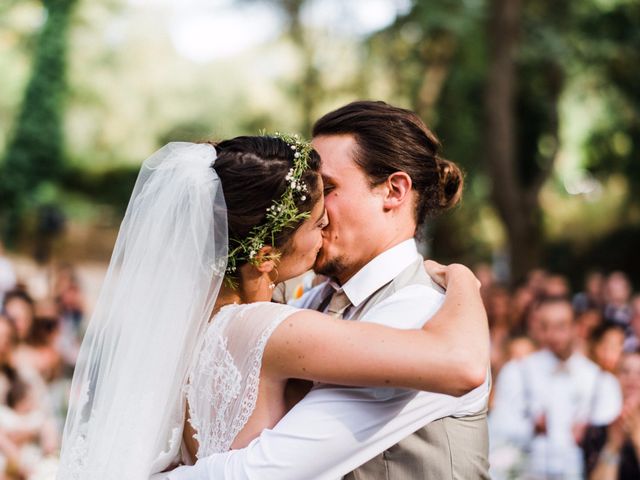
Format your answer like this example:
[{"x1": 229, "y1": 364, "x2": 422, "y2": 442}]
[
  {"x1": 312, "y1": 100, "x2": 464, "y2": 228},
  {"x1": 207, "y1": 136, "x2": 321, "y2": 258},
  {"x1": 432, "y1": 156, "x2": 463, "y2": 213}
]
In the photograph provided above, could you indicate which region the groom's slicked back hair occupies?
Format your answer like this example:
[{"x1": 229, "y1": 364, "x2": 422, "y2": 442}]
[{"x1": 312, "y1": 100, "x2": 463, "y2": 227}]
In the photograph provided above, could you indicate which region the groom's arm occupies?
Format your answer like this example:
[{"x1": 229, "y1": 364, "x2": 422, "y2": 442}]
[
  {"x1": 167, "y1": 384, "x2": 488, "y2": 480},
  {"x1": 166, "y1": 286, "x2": 489, "y2": 480}
]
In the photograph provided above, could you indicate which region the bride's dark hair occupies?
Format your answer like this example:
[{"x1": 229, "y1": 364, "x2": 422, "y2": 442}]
[{"x1": 209, "y1": 136, "x2": 322, "y2": 263}]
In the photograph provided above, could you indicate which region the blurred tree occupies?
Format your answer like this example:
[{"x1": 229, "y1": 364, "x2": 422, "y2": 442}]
[
  {"x1": 579, "y1": 1, "x2": 640, "y2": 215},
  {"x1": 0, "y1": 0, "x2": 78, "y2": 245},
  {"x1": 240, "y1": 0, "x2": 321, "y2": 134},
  {"x1": 484, "y1": 0, "x2": 566, "y2": 283},
  {"x1": 366, "y1": 0, "x2": 576, "y2": 283},
  {"x1": 363, "y1": 1, "x2": 496, "y2": 265},
  {"x1": 0, "y1": 0, "x2": 22, "y2": 23}
]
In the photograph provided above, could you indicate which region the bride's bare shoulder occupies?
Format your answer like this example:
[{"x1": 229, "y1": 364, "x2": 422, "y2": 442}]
[{"x1": 210, "y1": 301, "x2": 300, "y2": 336}]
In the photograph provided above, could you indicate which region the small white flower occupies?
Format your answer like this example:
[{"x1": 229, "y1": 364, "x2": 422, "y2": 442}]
[
  {"x1": 301, "y1": 195, "x2": 306, "y2": 201},
  {"x1": 294, "y1": 152, "x2": 300, "y2": 158}
]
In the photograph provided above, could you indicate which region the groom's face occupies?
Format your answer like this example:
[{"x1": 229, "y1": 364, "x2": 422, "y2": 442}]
[{"x1": 312, "y1": 134, "x2": 388, "y2": 284}]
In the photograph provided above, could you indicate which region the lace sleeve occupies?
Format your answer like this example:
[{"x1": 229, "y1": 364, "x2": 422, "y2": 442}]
[{"x1": 185, "y1": 302, "x2": 298, "y2": 458}]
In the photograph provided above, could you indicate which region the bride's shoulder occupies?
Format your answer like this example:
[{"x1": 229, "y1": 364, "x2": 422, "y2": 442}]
[
  {"x1": 213, "y1": 302, "x2": 300, "y2": 328},
  {"x1": 217, "y1": 301, "x2": 298, "y2": 314},
  {"x1": 202, "y1": 302, "x2": 300, "y2": 353}
]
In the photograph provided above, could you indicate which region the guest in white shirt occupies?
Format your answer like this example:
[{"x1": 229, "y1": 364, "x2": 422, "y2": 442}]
[{"x1": 490, "y1": 297, "x2": 622, "y2": 480}]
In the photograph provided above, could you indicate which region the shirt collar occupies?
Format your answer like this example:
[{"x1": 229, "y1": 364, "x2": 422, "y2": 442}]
[
  {"x1": 328, "y1": 239, "x2": 421, "y2": 308},
  {"x1": 541, "y1": 349, "x2": 580, "y2": 373}
]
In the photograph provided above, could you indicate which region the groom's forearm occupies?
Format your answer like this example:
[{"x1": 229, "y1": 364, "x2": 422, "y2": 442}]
[
  {"x1": 165, "y1": 383, "x2": 485, "y2": 480},
  {"x1": 165, "y1": 287, "x2": 489, "y2": 480}
]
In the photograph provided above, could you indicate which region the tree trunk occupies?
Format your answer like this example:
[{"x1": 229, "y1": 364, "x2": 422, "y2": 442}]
[{"x1": 485, "y1": 0, "x2": 543, "y2": 284}]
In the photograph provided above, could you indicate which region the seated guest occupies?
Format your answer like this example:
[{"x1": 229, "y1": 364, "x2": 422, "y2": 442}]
[
  {"x1": 490, "y1": 297, "x2": 621, "y2": 480},
  {"x1": 624, "y1": 295, "x2": 640, "y2": 353},
  {"x1": 487, "y1": 285, "x2": 513, "y2": 376},
  {"x1": 574, "y1": 270, "x2": 605, "y2": 315},
  {"x1": 2, "y1": 290, "x2": 35, "y2": 343},
  {"x1": 584, "y1": 349, "x2": 640, "y2": 479},
  {"x1": 603, "y1": 272, "x2": 632, "y2": 327},
  {"x1": 0, "y1": 315, "x2": 59, "y2": 477},
  {"x1": 591, "y1": 322, "x2": 626, "y2": 374},
  {"x1": 543, "y1": 274, "x2": 571, "y2": 299},
  {"x1": 13, "y1": 313, "x2": 62, "y2": 383},
  {"x1": 576, "y1": 308, "x2": 604, "y2": 356},
  {"x1": 53, "y1": 263, "x2": 85, "y2": 332}
]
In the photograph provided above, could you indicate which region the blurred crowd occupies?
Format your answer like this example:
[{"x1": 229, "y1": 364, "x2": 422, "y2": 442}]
[
  {"x1": 0, "y1": 243, "x2": 83, "y2": 480},
  {"x1": 0, "y1": 237, "x2": 639, "y2": 479},
  {"x1": 482, "y1": 266, "x2": 640, "y2": 479}
]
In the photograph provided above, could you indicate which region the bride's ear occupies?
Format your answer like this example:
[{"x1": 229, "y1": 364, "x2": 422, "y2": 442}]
[{"x1": 254, "y1": 246, "x2": 278, "y2": 273}]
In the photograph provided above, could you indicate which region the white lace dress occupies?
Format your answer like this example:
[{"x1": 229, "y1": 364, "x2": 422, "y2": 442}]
[
  {"x1": 61, "y1": 301, "x2": 297, "y2": 478},
  {"x1": 183, "y1": 301, "x2": 298, "y2": 459}
]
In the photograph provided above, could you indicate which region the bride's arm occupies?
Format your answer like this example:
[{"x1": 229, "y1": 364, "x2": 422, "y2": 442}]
[{"x1": 263, "y1": 262, "x2": 488, "y2": 397}]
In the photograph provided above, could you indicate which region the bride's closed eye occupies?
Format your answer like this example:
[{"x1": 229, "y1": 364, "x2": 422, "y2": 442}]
[{"x1": 317, "y1": 210, "x2": 329, "y2": 229}]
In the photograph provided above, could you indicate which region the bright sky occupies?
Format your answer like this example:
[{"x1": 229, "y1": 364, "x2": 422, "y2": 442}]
[{"x1": 128, "y1": 0, "x2": 411, "y2": 62}]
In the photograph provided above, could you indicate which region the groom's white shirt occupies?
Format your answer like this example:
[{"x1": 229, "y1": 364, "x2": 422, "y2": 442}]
[{"x1": 167, "y1": 239, "x2": 490, "y2": 480}]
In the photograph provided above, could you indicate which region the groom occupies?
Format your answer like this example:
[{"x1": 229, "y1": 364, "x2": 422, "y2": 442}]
[{"x1": 169, "y1": 101, "x2": 490, "y2": 479}]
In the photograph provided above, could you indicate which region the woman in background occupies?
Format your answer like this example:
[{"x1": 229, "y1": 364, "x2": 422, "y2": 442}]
[{"x1": 585, "y1": 349, "x2": 640, "y2": 479}]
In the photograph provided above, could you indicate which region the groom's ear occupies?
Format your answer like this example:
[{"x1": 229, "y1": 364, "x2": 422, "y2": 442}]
[
  {"x1": 254, "y1": 246, "x2": 277, "y2": 273},
  {"x1": 382, "y1": 172, "x2": 413, "y2": 210}
]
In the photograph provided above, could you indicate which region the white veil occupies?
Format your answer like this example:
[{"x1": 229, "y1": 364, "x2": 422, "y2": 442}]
[{"x1": 57, "y1": 143, "x2": 227, "y2": 479}]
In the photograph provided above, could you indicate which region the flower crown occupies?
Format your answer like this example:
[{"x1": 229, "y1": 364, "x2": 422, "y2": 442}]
[{"x1": 225, "y1": 132, "x2": 314, "y2": 283}]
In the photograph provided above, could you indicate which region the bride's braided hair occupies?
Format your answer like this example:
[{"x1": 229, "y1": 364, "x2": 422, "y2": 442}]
[{"x1": 207, "y1": 135, "x2": 321, "y2": 283}]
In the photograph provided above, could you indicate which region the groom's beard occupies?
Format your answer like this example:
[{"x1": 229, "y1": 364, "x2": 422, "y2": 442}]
[{"x1": 314, "y1": 255, "x2": 348, "y2": 280}]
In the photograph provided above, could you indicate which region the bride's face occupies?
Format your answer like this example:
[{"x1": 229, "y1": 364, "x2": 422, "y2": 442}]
[{"x1": 275, "y1": 184, "x2": 328, "y2": 282}]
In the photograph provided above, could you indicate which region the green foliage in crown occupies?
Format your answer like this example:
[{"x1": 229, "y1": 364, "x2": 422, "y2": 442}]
[{"x1": 225, "y1": 132, "x2": 314, "y2": 286}]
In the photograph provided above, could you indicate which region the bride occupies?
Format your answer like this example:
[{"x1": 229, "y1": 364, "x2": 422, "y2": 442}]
[{"x1": 56, "y1": 134, "x2": 487, "y2": 479}]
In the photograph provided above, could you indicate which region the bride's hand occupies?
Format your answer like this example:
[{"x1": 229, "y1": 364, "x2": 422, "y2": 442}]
[
  {"x1": 424, "y1": 260, "x2": 447, "y2": 289},
  {"x1": 424, "y1": 260, "x2": 481, "y2": 290}
]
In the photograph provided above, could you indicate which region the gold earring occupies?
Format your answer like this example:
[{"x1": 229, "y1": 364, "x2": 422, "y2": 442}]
[{"x1": 269, "y1": 267, "x2": 279, "y2": 290}]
